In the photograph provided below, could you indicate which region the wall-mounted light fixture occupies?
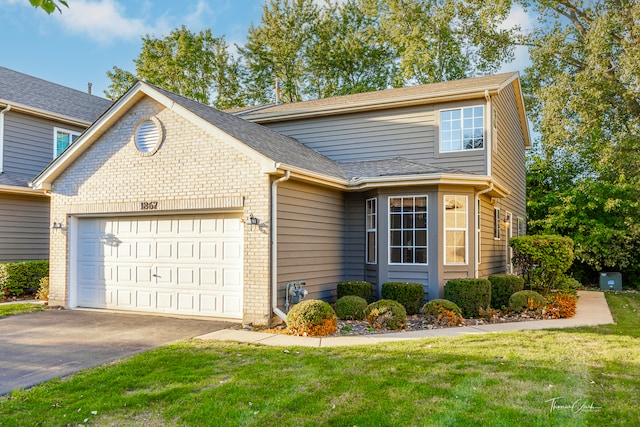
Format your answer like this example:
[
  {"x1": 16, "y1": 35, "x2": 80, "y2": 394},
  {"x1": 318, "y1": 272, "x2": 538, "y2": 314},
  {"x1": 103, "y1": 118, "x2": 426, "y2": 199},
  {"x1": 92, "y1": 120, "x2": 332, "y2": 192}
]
[
  {"x1": 248, "y1": 213, "x2": 260, "y2": 225},
  {"x1": 51, "y1": 221, "x2": 66, "y2": 233}
]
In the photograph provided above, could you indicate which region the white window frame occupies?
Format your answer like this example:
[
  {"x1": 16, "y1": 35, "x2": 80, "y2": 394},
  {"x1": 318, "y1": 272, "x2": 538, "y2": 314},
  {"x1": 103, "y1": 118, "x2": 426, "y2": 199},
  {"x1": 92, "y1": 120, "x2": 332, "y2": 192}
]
[
  {"x1": 388, "y1": 195, "x2": 428, "y2": 265},
  {"x1": 439, "y1": 105, "x2": 485, "y2": 153},
  {"x1": 54, "y1": 127, "x2": 80, "y2": 158},
  {"x1": 366, "y1": 198, "x2": 377, "y2": 264},
  {"x1": 444, "y1": 195, "x2": 468, "y2": 265},
  {"x1": 494, "y1": 207, "x2": 501, "y2": 240}
]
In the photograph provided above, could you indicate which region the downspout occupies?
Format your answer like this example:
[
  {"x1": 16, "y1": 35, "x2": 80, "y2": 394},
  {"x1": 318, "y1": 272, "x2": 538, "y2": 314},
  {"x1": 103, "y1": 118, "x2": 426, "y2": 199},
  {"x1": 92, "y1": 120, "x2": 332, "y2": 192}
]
[
  {"x1": 474, "y1": 183, "x2": 493, "y2": 278},
  {"x1": 485, "y1": 90, "x2": 492, "y2": 176},
  {"x1": 271, "y1": 169, "x2": 290, "y2": 321},
  {"x1": 0, "y1": 104, "x2": 11, "y2": 173}
]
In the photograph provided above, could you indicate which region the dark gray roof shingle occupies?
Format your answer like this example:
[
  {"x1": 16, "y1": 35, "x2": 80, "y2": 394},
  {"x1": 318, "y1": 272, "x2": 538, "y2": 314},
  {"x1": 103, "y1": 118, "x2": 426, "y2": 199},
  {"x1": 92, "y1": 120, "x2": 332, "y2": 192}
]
[
  {"x1": 0, "y1": 171, "x2": 35, "y2": 188},
  {"x1": 340, "y1": 158, "x2": 472, "y2": 180},
  {"x1": 0, "y1": 66, "x2": 112, "y2": 123},
  {"x1": 149, "y1": 84, "x2": 347, "y2": 180}
]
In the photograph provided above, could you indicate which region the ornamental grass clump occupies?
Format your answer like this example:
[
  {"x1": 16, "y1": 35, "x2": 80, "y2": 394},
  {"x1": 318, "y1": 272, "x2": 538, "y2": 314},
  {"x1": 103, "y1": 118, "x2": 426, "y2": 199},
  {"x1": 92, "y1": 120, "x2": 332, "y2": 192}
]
[
  {"x1": 381, "y1": 282, "x2": 424, "y2": 314},
  {"x1": 286, "y1": 299, "x2": 337, "y2": 336},
  {"x1": 421, "y1": 299, "x2": 464, "y2": 327},
  {"x1": 335, "y1": 295, "x2": 368, "y2": 320},
  {"x1": 508, "y1": 290, "x2": 546, "y2": 313},
  {"x1": 365, "y1": 299, "x2": 406, "y2": 330}
]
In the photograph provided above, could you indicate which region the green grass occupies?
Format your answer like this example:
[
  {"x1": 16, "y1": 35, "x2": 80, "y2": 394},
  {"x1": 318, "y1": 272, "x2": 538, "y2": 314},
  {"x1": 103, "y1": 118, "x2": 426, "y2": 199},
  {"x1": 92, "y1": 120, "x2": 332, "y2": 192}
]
[
  {"x1": 0, "y1": 303, "x2": 45, "y2": 317},
  {"x1": 1, "y1": 292, "x2": 639, "y2": 426}
]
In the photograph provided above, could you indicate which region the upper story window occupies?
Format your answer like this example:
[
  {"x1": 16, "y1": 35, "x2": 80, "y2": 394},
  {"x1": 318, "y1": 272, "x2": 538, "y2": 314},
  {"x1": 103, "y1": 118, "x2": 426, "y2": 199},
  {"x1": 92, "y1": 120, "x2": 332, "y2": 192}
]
[
  {"x1": 54, "y1": 127, "x2": 80, "y2": 158},
  {"x1": 389, "y1": 196, "x2": 428, "y2": 265},
  {"x1": 440, "y1": 106, "x2": 484, "y2": 152}
]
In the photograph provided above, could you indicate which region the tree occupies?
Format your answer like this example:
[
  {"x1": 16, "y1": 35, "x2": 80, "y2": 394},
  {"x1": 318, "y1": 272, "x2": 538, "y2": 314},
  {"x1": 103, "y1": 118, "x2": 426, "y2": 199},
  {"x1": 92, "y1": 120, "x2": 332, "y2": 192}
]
[
  {"x1": 29, "y1": 0, "x2": 67, "y2": 14},
  {"x1": 105, "y1": 26, "x2": 245, "y2": 109},
  {"x1": 520, "y1": 0, "x2": 640, "y2": 284}
]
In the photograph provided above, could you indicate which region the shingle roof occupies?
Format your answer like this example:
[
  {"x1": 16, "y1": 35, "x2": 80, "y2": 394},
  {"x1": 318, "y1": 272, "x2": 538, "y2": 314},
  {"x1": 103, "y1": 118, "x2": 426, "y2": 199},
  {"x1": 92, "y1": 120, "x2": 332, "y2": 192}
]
[
  {"x1": 150, "y1": 84, "x2": 347, "y2": 180},
  {"x1": 233, "y1": 72, "x2": 519, "y2": 119},
  {"x1": 0, "y1": 171, "x2": 34, "y2": 188},
  {"x1": 340, "y1": 158, "x2": 472, "y2": 181},
  {"x1": 0, "y1": 66, "x2": 112, "y2": 123}
]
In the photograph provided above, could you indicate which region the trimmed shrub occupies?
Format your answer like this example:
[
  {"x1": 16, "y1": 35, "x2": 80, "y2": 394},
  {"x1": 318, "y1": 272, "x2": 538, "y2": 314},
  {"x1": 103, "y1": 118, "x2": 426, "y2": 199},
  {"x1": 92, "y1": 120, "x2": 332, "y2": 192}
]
[
  {"x1": 0, "y1": 260, "x2": 49, "y2": 297},
  {"x1": 421, "y1": 299, "x2": 464, "y2": 327},
  {"x1": 555, "y1": 276, "x2": 582, "y2": 295},
  {"x1": 36, "y1": 276, "x2": 49, "y2": 302},
  {"x1": 488, "y1": 274, "x2": 524, "y2": 309},
  {"x1": 337, "y1": 280, "x2": 375, "y2": 302},
  {"x1": 365, "y1": 299, "x2": 407, "y2": 330},
  {"x1": 508, "y1": 290, "x2": 546, "y2": 313},
  {"x1": 510, "y1": 235, "x2": 574, "y2": 293},
  {"x1": 286, "y1": 299, "x2": 337, "y2": 336},
  {"x1": 381, "y1": 282, "x2": 424, "y2": 315},
  {"x1": 335, "y1": 295, "x2": 367, "y2": 320},
  {"x1": 444, "y1": 278, "x2": 491, "y2": 318}
]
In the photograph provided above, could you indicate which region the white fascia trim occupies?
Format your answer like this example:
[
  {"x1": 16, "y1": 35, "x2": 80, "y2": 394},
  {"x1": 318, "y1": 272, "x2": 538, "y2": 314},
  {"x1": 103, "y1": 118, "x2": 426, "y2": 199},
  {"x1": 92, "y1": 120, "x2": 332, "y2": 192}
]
[
  {"x1": 0, "y1": 98, "x2": 92, "y2": 128},
  {"x1": 0, "y1": 184, "x2": 49, "y2": 196},
  {"x1": 244, "y1": 89, "x2": 502, "y2": 123},
  {"x1": 272, "y1": 163, "x2": 349, "y2": 189},
  {"x1": 350, "y1": 173, "x2": 509, "y2": 195}
]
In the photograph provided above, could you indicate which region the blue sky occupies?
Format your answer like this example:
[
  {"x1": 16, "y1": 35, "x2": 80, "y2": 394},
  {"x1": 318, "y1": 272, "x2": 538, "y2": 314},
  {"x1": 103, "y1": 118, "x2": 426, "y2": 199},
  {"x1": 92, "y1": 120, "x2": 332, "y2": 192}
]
[{"x1": 1, "y1": 0, "x2": 535, "y2": 100}]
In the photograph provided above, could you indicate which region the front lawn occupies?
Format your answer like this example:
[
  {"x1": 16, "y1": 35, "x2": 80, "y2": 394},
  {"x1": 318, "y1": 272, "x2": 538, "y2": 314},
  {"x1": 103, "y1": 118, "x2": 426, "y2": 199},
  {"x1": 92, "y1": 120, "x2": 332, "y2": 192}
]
[
  {"x1": 1, "y1": 292, "x2": 638, "y2": 426},
  {"x1": 0, "y1": 303, "x2": 45, "y2": 318}
]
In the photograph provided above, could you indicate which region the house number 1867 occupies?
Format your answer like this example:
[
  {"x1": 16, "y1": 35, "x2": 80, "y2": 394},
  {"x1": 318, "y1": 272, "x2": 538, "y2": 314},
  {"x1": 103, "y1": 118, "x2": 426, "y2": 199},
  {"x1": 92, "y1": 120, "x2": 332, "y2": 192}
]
[{"x1": 140, "y1": 201, "x2": 158, "y2": 210}]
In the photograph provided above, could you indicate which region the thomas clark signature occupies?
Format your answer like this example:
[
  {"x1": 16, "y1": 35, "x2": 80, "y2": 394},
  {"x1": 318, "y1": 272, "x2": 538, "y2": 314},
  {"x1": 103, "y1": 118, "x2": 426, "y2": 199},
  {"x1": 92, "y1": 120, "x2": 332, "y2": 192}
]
[{"x1": 546, "y1": 397, "x2": 602, "y2": 413}]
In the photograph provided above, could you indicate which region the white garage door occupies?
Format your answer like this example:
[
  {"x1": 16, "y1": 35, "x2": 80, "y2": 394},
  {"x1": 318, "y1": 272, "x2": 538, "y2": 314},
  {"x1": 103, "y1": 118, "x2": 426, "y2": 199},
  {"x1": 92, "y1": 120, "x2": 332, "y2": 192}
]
[{"x1": 73, "y1": 214, "x2": 243, "y2": 318}]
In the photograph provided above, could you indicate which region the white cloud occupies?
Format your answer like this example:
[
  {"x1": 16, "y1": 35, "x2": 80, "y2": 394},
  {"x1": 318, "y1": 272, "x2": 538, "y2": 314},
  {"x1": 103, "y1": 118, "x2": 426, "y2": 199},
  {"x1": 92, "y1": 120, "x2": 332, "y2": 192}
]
[
  {"x1": 498, "y1": 5, "x2": 537, "y2": 73},
  {"x1": 52, "y1": 0, "x2": 156, "y2": 44}
]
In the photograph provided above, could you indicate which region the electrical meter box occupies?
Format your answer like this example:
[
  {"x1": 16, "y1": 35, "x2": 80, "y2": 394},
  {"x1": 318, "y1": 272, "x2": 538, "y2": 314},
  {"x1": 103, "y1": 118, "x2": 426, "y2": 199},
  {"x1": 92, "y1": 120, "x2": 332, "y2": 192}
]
[{"x1": 599, "y1": 272, "x2": 622, "y2": 291}]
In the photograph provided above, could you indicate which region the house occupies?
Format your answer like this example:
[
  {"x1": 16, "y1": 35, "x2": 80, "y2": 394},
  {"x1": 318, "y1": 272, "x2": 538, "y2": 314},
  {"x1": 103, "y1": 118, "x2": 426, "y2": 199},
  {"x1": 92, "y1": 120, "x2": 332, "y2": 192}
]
[
  {"x1": 32, "y1": 72, "x2": 530, "y2": 325},
  {"x1": 0, "y1": 66, "x2": 112, "y2": 261}
]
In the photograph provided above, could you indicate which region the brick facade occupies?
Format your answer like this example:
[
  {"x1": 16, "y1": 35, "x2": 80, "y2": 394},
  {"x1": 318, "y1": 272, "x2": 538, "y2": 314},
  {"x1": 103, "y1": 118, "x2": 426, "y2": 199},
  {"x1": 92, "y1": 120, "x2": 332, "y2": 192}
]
[{"x1": 48, "y1": 98, "x2": 272, "y2": 325}]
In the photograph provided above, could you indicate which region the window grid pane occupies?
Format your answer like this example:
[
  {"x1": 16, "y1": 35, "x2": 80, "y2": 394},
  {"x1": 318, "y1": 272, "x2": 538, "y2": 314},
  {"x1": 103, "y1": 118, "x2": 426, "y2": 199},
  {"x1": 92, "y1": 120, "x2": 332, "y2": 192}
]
[
  {"x1": 389, "y1": 196, "x2": 428, "y2": 264},
  {"x1": 440, "y1": 106, "x2": 484, "y2": 152},
  {"x1": 444, "y1": 195, "x2": 468, "y2": 265},
  {"x1": 366, "y1": 198, "x2": 377, "y2": 264}
]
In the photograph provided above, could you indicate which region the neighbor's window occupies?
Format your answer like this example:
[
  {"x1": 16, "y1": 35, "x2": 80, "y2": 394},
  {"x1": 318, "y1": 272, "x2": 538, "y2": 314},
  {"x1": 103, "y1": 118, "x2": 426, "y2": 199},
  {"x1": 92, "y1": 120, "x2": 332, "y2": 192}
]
[
  {"x1": 389, "y1": 196, "x2": 428, "y2": 264},
  {"x1": 366, "y1": 198, "x2": 377, "y2": 264},
  {"x1": 445, "y1": 195, "x2": 468, "y2": 265},
  {"x1": 517, "y1": 217, "x2": 526, "y2": 237},
  {"x1": 54, "y1": 127, "x2": 80, "y2": 157},
  {"x1": 440, "y1": 106, "x2": 484, "y2": 152},
  {"x1": 494, "y1": 207, "x2": 501, "y2": 240}
]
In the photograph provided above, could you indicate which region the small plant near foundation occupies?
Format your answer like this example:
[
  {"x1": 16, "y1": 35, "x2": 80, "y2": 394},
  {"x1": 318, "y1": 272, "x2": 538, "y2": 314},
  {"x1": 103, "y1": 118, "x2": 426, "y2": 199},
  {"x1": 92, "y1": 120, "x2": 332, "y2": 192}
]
[
  {"x1": 335, "y1": 295, "x2": 367, "y2": 320},
  {"x1": 545, "y1": 292, "x2": 578, "y2": 318},
  {"x1": 508, "y1": 290, "x2": 546, "y2": 313},
  {"x1": 286, "y1": 299, "x2": 337, "y2": 336},
  {"x1": 36, "y1": 277, "x2": 49, "y2": 302},
  {"x1": 422, "y1": 299, "x2": 464, "y2": 327},
  {"x1": 365, "y1": 299, "x2": 406, "y2": 330},
  {"x1": 337, "y1": 280, "x2": 375, "y2": 302}
]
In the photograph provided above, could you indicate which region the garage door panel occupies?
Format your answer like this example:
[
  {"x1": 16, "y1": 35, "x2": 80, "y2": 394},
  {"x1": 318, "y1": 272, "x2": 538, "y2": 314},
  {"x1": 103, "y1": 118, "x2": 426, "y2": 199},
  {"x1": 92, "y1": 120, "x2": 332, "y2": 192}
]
[{"x1": 75, "y1": 214, "x2": 243, "y2": 318}]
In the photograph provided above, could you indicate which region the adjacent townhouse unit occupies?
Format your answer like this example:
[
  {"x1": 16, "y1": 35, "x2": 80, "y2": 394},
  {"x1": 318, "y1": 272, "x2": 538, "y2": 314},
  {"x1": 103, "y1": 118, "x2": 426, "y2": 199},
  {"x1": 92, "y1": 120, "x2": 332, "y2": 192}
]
[
  {"x1": 0, "y1": 66, "x2": 112, "y2": 260},
  {"x1": 32, "y1": 72, "x2": 530, "y2": 325}
]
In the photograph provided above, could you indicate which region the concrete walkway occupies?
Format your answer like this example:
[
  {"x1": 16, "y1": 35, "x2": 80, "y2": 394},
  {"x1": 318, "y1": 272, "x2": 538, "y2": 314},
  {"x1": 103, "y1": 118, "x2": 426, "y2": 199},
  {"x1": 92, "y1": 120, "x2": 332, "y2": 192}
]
[{"x1": 197, "y1": 291, "x2": 615, "y2": 348}]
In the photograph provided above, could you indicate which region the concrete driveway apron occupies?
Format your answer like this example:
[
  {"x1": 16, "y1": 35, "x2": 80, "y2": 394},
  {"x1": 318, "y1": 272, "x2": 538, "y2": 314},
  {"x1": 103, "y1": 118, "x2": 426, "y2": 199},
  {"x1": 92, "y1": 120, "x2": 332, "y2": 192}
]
[{"x1": 0, "y1": 309, "x2": 233, "y2": 395}]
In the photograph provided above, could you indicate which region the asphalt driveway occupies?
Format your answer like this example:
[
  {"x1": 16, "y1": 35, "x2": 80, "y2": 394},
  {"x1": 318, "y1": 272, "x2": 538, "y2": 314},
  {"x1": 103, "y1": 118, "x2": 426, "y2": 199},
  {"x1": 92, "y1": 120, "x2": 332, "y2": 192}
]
[{"x1": 0, "y1": 309, "x2": 233, "y2": 395}]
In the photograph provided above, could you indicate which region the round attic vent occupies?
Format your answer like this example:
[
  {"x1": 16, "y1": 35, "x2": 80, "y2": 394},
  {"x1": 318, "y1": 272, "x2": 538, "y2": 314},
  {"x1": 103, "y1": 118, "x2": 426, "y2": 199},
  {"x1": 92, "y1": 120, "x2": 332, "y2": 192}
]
[{"x1": 134, "y1": 118, "x2": 163, "y2": 155}]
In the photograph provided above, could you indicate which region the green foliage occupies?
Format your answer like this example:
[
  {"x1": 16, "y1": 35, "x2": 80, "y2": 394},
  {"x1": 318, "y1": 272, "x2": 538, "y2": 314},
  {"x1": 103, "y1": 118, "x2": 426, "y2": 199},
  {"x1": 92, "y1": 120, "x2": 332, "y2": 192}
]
[
  {"x1": 555, "y1": 276, "x2": 582, "y2": 295},
  {"x1": 381, "y1": 282, "x2": 424, "y2": 315},
  {"x1": 443, "y1": 278, "x2": 491, "y2": 318},
  {"x1": 335, "y1": 295, "x2": 368, "y2": 320},
  {"x1": 105, "y1": 26, "x2": 244, "y2": 109},
  {"x1": 488, "y1": 274, "x2": 524, "y2": 309},
  {"x1": 286, "y1": 299, "x2": 337, "y2": 336},
  {"x1": 336, "y1": 280, "x2": 375, "y2": 302},
  {"x1": 523, "y1": 0, "x2": 640, "y2": 287},
  {"x1": 510, "y1": 235, "x2": 574, "y2": 293},
  {"x1": 508, "y1": 290, "x2": 546, "y2": 313},
  {"x1": 421, "y1": 299, "x2": 462, "y2": 317},
  {"x1": 364, "y1": 299, "x2": 406, "y2": 330},
  {"x1": 36, "y1": 276, "x2": 49, "y2": 302},
  {"x1": 421, "y1": 299, "x2": 464, "y2": 327},
  {"x1": 0, "y1": 260, "x2": 49, "y2": 298},
  {"x1": 29, "y1": 0, "x2": 67, "y2": 14}
]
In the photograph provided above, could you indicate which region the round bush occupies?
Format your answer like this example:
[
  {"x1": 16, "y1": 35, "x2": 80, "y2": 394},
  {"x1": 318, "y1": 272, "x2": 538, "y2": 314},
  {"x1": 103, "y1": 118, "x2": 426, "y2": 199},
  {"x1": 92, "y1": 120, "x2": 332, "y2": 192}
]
[
  {"x1": 444, "y1": 278, "x2": 491, "y2": 318},
  {"x1": 335, "y1": 295, "x2": 368, "y2": 320},
  {"x1": 488, "y1": 274, "x2": 524, "y2": 309},
  {"x1": 365, "y1": 299, "x2": 407, "y2": 330},
  {"x1": 337, "y1": 280, "x2": 375, "y2": 302},
  {"x1": 555, "y1": 276, "x2": 582, "y2": 294},
  {"x1": 381, "y1": 282, "x2": 424, "y2": 315},
  {"x1": 508, "y1": 290, "x2": 546, "y2": 313},
  {"x1": 421, "y1": 299, "x2": 464, "y2": 327},
  {"x1": 286, "y1": 299, "x2": 337, "y2": 336}
]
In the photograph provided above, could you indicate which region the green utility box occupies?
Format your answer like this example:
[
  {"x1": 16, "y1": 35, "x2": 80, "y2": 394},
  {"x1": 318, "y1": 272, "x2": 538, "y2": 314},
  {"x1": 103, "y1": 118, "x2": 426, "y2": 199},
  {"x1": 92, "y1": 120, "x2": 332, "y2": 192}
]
[{"x1": 599, "y1": 272, "x2": 622, "y2": 291}]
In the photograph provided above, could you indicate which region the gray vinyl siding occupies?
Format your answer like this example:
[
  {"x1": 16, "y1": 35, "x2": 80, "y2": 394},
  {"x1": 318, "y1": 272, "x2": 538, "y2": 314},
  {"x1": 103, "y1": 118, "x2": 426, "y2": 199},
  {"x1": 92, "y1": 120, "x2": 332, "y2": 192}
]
[
  {"x1": 3, "y1": 111, "x2": 84, "y2": 176},
  {"x1": 344, "y1": 192, "x2": 365, "y2": 281},
  {"x1": 263, "y1": 103, "x2": 487, "y2": 174},
  {"x1": 0, "y1": 193, "x2": 49, "y2": 260},
  {"x1": 477, "y1": 195, "x2": 505, "y2": 277},
  {"x1": 277, "y1": 180, "x2": 344, "y2": 307}
]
